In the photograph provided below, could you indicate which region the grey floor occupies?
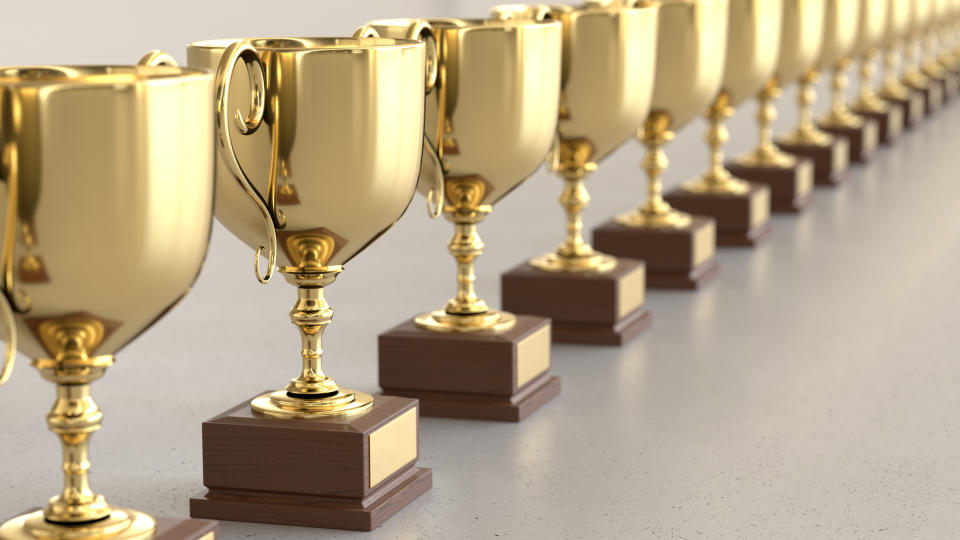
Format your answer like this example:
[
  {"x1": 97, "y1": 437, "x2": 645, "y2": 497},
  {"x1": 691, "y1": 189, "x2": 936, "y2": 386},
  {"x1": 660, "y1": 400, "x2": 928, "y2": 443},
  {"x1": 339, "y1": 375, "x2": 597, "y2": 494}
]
[{"x1": 3, "y1": 1, "x2": 960, "y2": 539}]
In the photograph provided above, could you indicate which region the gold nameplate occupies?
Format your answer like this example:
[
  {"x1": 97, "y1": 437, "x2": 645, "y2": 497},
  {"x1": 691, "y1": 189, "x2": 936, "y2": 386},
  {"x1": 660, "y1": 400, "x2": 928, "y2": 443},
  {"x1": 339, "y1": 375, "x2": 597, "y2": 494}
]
[
  {"x1": 832, "y1": 137, "x2": 850, "y2": 173},
  {"x1": 617, "y1": 263, "x2": 646, "y2": 320},
  {"x1": 795, "y1": 159, "x2": 814, "y2": 197},
  {"x1": 516, "y1": 324, "x2": 550, "y2": 389},
  {"x1": 198, "y1": 533, "x2": 215, "y2": 540},
  {"x1": 909, "y1": 94, "x2": 924, "y2": 122},
  {"x1": 863, "y1": 121, "x2": 879, "y2": 152},
  {"x1": 929, "y1": 84, "x2": 944, "y2": 110},
  {"x1": 369, "y1": 407, "x2": 418, "y2": 488},
  {"x1": 690, "y1": 220, "x2": 716, "y2": 268},
  {"x1": 888, "y1": 106, "x2": 904, "y2": 135},
  {"x1": 748, "y1": 187, "x2": 770, "y2": 229}
]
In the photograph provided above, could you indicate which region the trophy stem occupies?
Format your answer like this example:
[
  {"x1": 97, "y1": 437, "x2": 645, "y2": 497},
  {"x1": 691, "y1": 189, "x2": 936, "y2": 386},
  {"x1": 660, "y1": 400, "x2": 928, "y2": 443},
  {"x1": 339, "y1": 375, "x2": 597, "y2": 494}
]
[
  {"x1": 903, "y1": 37, "x2": 929, "y2": 89},
  {"x1": 615, "y1": 113, "x2": 691, "y2": 229},
  {"x1": 782, "y1": 71, "x2": 832, "y2": 146},
  {"x1": 854, "y1": 50, "x2": 889, "y2": 113},
  {"x1": 447, "y1": 218, "x2": 488, "y2": 315},
  {"x1": 820, "y1": 59, "x2": 863, "y2": 129},
  {"x1": 683, "y1": 93, "x2": 747, "y2": 195},
  {"x1": 736, "y1": 79, "x2": 794, "y2": 168},
  {"x1": 922, "y1": 33, "x2": 945, "y2": 78},
  {"x1": 287, "y1": 284, "x2": 337, "y2": 397},
  {"x1": 880, "y1": 42, "x2": 911, "y2": 100}
]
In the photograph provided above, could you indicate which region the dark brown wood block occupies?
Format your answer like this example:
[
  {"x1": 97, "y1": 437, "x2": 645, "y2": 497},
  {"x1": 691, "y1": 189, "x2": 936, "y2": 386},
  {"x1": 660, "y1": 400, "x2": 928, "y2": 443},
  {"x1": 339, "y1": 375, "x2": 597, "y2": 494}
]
[
  {"x1": 500, "y1": 258, "x2": 651, "y2": 345},
  {"x1": 884, "y1": 91, "x2": 926, "y2": 129},
  {"x1": 664, "y1": 182, "x2": 773, "y2": 247},
  {"x1": 775, "y1": 136, "x2": 850, "y2": 186},
  {"x1": 818, "y1": 118, "x2": 879, "y2": 163},
  {"x1": 725, "y1": 158, "x2": 815, "y2": 213},
  {"x1": 155, "y1": 517, "x2": 219, "y2": 539},
  {"x1": 852, "y1": 105, "x2": 903, "y2": 144},
  {"x1": 378, "y1": 315, "x2": 559, "y2": 422},
  {"x1": 592, "y1": 216, "x2": 719, "y2": 290},
  {"x1": 190, "y1": 395, "x2": 431, "y2": 531}
]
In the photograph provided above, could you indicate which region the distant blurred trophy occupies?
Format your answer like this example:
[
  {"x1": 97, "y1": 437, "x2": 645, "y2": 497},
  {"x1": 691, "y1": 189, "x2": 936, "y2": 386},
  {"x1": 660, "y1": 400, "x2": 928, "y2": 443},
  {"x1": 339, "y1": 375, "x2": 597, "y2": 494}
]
[
  {"x1": 496, "y1": 1, "x2": 657, "y2": 345},
  {"x1": 878, "y1": 0, "x2": 927, "y2": 127},
  {"x1": 0, "y1": 55, "x2": 218, "y2": 539},
  {"x1": 850, "y1": 0, "x2": 904, "y2": 144},
  {"x1": 593, "y1": 0, "x2": 727, "y2": 289},
  {"x1": 902, "y1": 0, "x2": 943, "y2": 114},
  {"x1": 665, "y1": 0, "x2": 782, "y2": 247}
]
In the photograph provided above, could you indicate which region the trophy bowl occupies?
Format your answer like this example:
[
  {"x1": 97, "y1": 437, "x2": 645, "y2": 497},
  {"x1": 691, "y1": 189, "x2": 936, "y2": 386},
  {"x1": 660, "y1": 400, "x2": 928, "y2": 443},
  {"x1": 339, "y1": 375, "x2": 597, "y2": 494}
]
[
  {"x1": 850, "y1": 0, "x2": 892, "y2": 114},
  {"x1": 879, "y1": 0, "x2": 915, "y2": 100},
  {"x1": 0, "y1": 62, "x2": 213, "y2": 539},
  {"x1": 775, "y1": 0, "x2": 827, "y2": 85},
  {"x1": 361, "y1": 17, "x2": 562, "y2": 332},
  {"x1": 817, "y1": 0, "x2": 861, "y2": 72},
  {"x1": 187, "y1": 37, "x2": 429, "y2": 418}
]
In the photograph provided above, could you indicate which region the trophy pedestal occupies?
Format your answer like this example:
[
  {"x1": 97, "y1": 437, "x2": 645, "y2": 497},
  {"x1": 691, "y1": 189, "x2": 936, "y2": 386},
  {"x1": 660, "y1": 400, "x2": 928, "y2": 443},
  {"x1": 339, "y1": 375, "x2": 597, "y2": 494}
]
[
  {"x1": 944, "y1": 71, "x2": 960, "y2": 101},
  {"x1": 500, "y1": 258, "x2": 651, "y2": 345},
  {"x1": 884, "y1": 91, "x2": 926, "y2": 129},
  {"x1": 724, "y1": 158, "x2": 815, "y2": 213},
  {"x1": 592, "y1": 216, "x2": 719, "y2": 289},
  {"x1": 379, "y1": 316, "x2": 560, "y2": 422},
  {"x1": 664, "y1": 183, "x2": 773, "y2": 247},
  {"x1": 852, "y1": 106, "x2": 903, "y2": 144},
  {"x1": 2, "y1": 511, "x2": 217, "y2": 540},
  {"x1": 920, "y1": 80, "x2": 944, "y2": 115},
  {"x1": 189, "y1": 395, "x2": 431, "y2": 531},
  {"x1": 818, "y1": 119, "x2": 879, "y2": 163},
  {"x1": 775, "y1": 137, "x2": 850, "y2": 186}
]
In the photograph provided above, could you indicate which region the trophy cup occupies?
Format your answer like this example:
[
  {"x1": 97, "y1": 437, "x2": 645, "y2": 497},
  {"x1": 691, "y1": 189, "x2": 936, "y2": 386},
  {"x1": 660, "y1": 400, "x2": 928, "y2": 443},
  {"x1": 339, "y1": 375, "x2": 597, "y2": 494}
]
[
  {"x1": 725, "y1": 0, "x2": 823, "y2": 212},
  {"x1": 0, "y1": 56, "x2": 218, "y2": 539},
  {"x1": 663, "y1": 0, "x2": 782, "y2": 247},
  {"x1": 593, "y1": 0, "x2": 727, "y2": 289},
  {"x1": 185, "y1": 37, "x2": 436, "y2": 530},
  {"x1": 878, "y1": 0, "x2": 927, "y2": 126},
  {"x1": 368, "y1": 17, "x2": 563, "y2": 421},
  {"x1": 815, "y1": 0, "x2": 880, "y2": 163},
  {"x1": 902, "y1": 0, "x2": 943, "y2": 114},
  {"x1": 773, "y1": 0, "x2": 853, "y2": 186},
  {"x1": 493, "y1": 2, "x2": 657, "y2": 345},
  {"x1": 850, "y1": 0, "x2": 904, "y2": 144}
]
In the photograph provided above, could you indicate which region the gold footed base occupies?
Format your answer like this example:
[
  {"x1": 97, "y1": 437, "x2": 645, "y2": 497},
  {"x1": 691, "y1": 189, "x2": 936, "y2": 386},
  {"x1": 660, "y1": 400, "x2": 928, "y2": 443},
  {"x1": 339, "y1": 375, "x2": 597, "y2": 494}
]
[
  {"x1": 528, "y1": 251, "x2": 616, "y2": 273},
  {"x1": 682, "y1": 175, "x2": 749, "y2": 196},
  {"x1": 615, "y1": 208, "x2": 692, "y2": 229},
  {"x1": 414, "y1": 309, "x2": 517, "y2": 333},
  {"x1": 251, "y1": 388, "x2": 373, "y2": 419},
  {"x1": 0, "y1": 509, "x2": 155, "y2": 540},
  {"x1": 817, "y1": 112, "x2": 864, "y2": 130}
]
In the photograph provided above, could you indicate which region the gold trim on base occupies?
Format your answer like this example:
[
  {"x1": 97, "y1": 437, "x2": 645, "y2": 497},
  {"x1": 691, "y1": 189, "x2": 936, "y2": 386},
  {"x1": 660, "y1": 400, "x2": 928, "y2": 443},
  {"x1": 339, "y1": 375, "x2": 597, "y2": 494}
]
[
  {"x1": 0, "y1": 509, "x2": 155, "y2": 540},
  {"x1": 615, "y1": 208, "x2": 693, "y2": 229},
  {"x1": 251, "y1": 389, "x2": 373, "y2": 419},
  {"x1": 528, "y1": 251, "x2": 616, "y2": 273},
  {"x1": 414, "y1": 309, "x2": 517, "y2": 333}
]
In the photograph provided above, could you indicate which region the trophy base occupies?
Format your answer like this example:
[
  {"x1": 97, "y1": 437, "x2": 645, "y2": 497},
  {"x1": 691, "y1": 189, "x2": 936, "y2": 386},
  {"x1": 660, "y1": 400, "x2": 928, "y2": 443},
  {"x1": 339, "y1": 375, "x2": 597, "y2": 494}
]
[
  {"x1": 664, "y1": 182, "x2": 773, "y2": 247},
  {"x1": 775, "y1": 137, "x2": 850, "y2": 186},
  {"x1": 944, "y1": 71, "x2": 960, "y2": 101},
  {"x1": 817, "y1": 119, "x2": 879, "y2": 164},
  {"x1": 189, "y1": 395, "x2": 430, "y2": 531},
  {"x1": 592, "y1": 216, "x2": 719, "y2": 290},
  {"x1": 724, "y1": 158, "x2": 815, "y2": 213},
  {"x1": 916, "y1": 79, "x2": 944, "y2": 115},
  {"x1": 500, "y1": 258, "x2": 651, "y2": 345},
  {"x1": 851, "y1": 105, "x2": 903, "y2": 144},
  {"x1": 0, "y1": 511, "x2": 216, "y2": 540},
  {"x1": 883, "y1": 91, "x2": 926, "y2": 129},
  {"x1": 378, "y1": 315, "x2": 559, "y2": 422}
]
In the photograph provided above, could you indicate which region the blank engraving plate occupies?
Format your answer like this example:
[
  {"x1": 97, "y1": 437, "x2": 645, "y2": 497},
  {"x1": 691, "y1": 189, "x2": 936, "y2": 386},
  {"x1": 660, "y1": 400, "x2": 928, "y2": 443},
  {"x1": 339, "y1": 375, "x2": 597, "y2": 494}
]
[
  {"x1": 369, "y1": 407, "x2": 417, "y2": 488},
  {"x1": 691, "y1": 220, "x2": 716, "y2": 268},
  {"x1": 795, "y1": 160, "x2": 814, "y2": 197},
  {"x1": 749, "y1": 187, "x2": 771, "y2": 229},
  {"x1": 617, "y1": 263, "x2": 646, "y2": 319},
  {"x1": 516, "y1": 324, "x2": 551, "y2": 388}
]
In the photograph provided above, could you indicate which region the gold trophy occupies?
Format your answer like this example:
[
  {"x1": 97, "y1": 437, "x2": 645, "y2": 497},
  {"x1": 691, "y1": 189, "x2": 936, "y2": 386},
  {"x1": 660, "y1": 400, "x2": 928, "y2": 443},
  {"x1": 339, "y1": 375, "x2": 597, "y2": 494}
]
[
  {"x1": 0, "y1": 56, "x2": 218, "y2": 539},
  {"x1": 879, "y1": 0, "x2": 927, "y2": 127},
  {"x1": 850, "y1": 0, "x2": 905, "y2": 144},
  {"x1": 726, "y1": 0, "x2": 824, "y2": 212},
  {"x1": 185, "y1": 36, "x2": 437, "y2": 530},
  {"x1": 664, "y1": 0, "x2": 782, "y2": 247},
  {"x1": 922, "y1": 0, "x2": 960, "y2": 99},
  {"x1": 593, "y1": 0, "x2": 727, "y2": 289},
  {"x1": 367, "y1": 17, "x2": 563, "y2": 421},
  {"x1": 774, "y1": 0, "x2": 854, "y2": 187},
  {"x1": 494, "y1": 2, "x2": 657, "y2": 345},
  {"x1": 936, "y1": 0, "x2": 960, "y2": 80},
  {"x1": 903, "y1": 0, "x2": 943, "y2": 113},
  {"x1": 815, "y1": 0, "x2": 881, "y2": 163}
]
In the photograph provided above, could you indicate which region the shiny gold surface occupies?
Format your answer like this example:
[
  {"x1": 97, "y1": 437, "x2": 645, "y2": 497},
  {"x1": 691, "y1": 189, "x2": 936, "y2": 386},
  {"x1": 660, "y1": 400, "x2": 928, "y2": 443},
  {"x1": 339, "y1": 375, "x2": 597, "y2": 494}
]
[
  {"x1": 515, "y1": 324, "x2": 551, "y2": 389},
  {"x1": 852, "y1": 0, "x2": 892, "y2": 114},
  {"x1": 692, "y1": 219, "x2": 717, "y2": 268},
  {"x1": 188, "y1": 37, "x2": 429, "y2": 415},
  {"x1": 617, "y1": 0, "x2": 728, "y2": 229},
  {"x1": 369, "y1": 407, "x2": 418, "y2": 488},
  {"x1": 616, "y1": 263, "x2": 646, "y2": 320},
  {"x1": 364, "y1": 17, "x2": 561, "y2": 332},
  {"x1": 0, "y1": 58, "x2": 213, "y2": 539},
  {"x1": 818, "y1": 1, "x2": 866, "y2": 129},
  {"x1": 903, "y1": 0, "x2": 934, "y2": 89},
  {"x1": 495, "y1": 2, "x2": 657, "y2": 274},
  {"x1": 879, "y1": 0, "x2": 914, "y2": 100}
]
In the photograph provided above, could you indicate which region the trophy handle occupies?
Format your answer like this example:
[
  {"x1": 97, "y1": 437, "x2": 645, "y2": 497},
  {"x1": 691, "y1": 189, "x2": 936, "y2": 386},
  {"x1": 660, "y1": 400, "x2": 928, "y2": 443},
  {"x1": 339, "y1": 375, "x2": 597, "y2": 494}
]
[
  {"x1": 137, "y1": 50, "x2": 179, "y2": 67},
  {"x1": 215, "y1": 40, "x2": 283, "y2": 284},
  {"x1": 354, "y1": 21, "x2": 445, "y2": 218},
  {"x1": 0, "y1": 118, "x2": 24, "y2": 385}
]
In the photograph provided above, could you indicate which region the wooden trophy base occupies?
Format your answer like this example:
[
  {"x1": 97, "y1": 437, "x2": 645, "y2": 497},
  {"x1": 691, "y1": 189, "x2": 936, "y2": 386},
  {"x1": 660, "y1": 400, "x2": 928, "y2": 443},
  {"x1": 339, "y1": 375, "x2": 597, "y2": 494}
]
[
  {"x1": 775, "y1": 137, "x2": 850, "y2": 186},
  {"x1": 3, "y1": 512, "x2": 218, "y2": 540},
  {"x1": 818, "y1": 118, "x2": 879, "y2": 163},
  {"x1": 592, "y1": 216, "x2": 719, "y2": 289},
  {"x1": 919, "y1": 79, "x2": 944, "y2": 115},
  {"x1": 852, "y1": 105, "x2": 903, "y2": 144},
  {"x1": 500, "y1": 258, "x2": 651, "y2": 345},
  {"x1": 944, "y1": 71, "x2": 960, "y2": 100},
  {"x1": 725, "y1": 157, "x2": 815, "y2": 213},
  {"x1": 379, "y1": 316, "x2": 560, "y2": 422},
  {"x1": 190, "y1": 395, "x2": 432, "y2": 531},
  {"x1": 664, "y1": 182, "x2": 773, "y2": 247},
  {"x1": 884, "y1": 91, "x2": 926, "y2": 129}
]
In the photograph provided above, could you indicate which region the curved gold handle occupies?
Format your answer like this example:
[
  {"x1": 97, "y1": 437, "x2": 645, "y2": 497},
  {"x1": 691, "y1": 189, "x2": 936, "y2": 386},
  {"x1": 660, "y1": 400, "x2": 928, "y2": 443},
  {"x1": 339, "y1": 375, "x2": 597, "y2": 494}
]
[
  {"x1": 0, "y1": 114, "x2": 24, "y2": 385},
  {"x1": 0, "y1": 286, "x2": 16, "y2": 385},
  {"x1": 137, "y1": 50, "x2": 179, "y2": 67},
  {"x1": 215, "y1": 40, "x2": 280, "y2": 284}
]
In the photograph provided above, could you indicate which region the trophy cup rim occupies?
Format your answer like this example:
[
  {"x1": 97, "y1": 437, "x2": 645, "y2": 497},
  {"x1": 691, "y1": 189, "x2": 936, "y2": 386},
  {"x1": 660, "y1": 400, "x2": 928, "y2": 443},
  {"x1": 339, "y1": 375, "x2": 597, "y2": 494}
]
[
  {"x1": 426, "y1": 16, "x2": 561, "y2": 31},
  {"x1": 188, "y1": 36, "x2": 424, "y2": 52},
  {"x1": 0, "y1": 64, "x2": 210, "y2": 86}
]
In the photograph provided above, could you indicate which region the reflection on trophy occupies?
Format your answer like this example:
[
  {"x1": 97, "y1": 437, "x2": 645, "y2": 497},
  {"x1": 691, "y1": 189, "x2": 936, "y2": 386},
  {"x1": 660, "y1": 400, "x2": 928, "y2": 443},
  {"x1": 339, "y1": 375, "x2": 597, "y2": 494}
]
[
  {"x1": 593, "y1": 0, "x2": 727, "y2": 289},
  {"x1": 902, "y1": 0, "x2": 943, "y2": 113},
  {"x1": 815, "y1": 0, "x2": 881, "y2": 163},
  {"x1": 495, "y1": 2, "x2": 657, "y2": 345},
  {"x1": 664, "y1": 0, "x2": 781, "y2": 247},
  {"x1": 725, "y1": 0, "x2": 822, "y2": 213},
  {"x1": 878, "y1": 0, "x2": 927, "y2": 126},
  {"x1": 0, "y1": 56, "x2": 217, "y2": 539},
  {"x1": 370, "y1": 17, "x2": 563, "y2": 421},
  {"x1": 186, "y1": 37, "x2": 435, "y2": 530},
  {"x1": 774, "y1": 0, "x2": 853, "y2": 186},
  {"x1": 850, "y1": 0, "x2": 905, "y2": 144}
]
